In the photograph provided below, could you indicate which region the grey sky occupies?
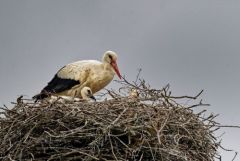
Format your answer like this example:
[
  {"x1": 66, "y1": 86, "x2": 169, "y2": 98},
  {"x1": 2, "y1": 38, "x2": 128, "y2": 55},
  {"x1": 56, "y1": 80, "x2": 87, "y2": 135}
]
[{"x1": 0, "y1": 0, "x2": 239, "y2": 160}]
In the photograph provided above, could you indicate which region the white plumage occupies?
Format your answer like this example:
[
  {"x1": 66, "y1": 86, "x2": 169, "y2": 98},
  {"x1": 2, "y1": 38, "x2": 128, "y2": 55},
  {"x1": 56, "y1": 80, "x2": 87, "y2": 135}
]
[
  {"x1": 33, "y1": 51, "x2": 121, "y2": 100},
  {"x1": 49, "y1": 87, "x2": 96, "y2": 103}
]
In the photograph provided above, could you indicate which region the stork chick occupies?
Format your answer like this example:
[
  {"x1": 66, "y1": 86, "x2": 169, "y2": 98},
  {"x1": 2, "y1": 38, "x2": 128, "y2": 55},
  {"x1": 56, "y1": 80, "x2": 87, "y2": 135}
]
[
  {"x1": 128, "y1": 88, "x2": 139, "y2": 99},
  {"x1": 49, "y1": 87, "x2": 96, "y2": 103}
]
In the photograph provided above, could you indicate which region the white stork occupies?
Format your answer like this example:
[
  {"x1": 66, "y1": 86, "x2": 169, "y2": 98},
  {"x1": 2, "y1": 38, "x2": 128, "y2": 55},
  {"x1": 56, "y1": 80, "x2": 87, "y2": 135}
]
[
  {"x1": 128, "y1": 88, "x2": 139, "y2": 99},
  {"x1": 48, "y1": 87, "x2": 96, "y2": 103},
  {"x1": 33, "y1": 51, "x2": 121, "y2": 100},
  {"x1": 80, "y1": 86, "x2": 96, "y2": 101}
]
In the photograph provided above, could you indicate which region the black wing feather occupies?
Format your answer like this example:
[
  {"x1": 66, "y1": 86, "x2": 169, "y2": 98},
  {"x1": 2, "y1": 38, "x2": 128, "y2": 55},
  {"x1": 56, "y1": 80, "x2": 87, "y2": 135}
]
[
  {"x1": 33, "y1": 74, "x2": 80, "y2": 100},
  {"x1": 43, "y1": 74, "x2": 80, "y2": 93}
]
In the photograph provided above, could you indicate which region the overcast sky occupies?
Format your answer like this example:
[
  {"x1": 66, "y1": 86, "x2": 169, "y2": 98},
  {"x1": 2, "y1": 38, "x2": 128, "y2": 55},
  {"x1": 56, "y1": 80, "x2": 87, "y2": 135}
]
[{"x1": 0, "y1": 0, "x2": 240, "y2": 160}]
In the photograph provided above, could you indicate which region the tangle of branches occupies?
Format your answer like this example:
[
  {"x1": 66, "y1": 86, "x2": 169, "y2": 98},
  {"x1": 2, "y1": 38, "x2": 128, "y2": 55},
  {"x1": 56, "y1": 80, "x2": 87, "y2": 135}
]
[{"x1": 0, "y1": 73, "x2": 239, "y2": 161}]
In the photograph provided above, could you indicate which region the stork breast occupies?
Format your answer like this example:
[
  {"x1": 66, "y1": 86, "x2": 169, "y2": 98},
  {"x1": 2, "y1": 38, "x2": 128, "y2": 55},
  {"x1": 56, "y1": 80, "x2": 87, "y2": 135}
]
[{"x1": 89, "y1": 71, "x2": 114, "y2": 93}]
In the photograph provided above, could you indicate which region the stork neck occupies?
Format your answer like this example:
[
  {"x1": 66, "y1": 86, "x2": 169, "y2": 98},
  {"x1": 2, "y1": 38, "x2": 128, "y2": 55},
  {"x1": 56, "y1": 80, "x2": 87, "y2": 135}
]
[
  {"x1": 82, "y1": 95, "x2": 88, "y2": 100},
  {"x1": 81, "y1": 91, "x2": 88, "y2": 100},
  {"x1": 103, "y1": 63, "x2": 112, "y2": 70}
]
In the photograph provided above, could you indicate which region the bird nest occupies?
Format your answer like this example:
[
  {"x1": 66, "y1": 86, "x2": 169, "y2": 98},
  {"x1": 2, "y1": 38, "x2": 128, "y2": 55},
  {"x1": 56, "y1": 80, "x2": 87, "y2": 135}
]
[{"x1": 0, "y1": 77, "x2": 226, "y2": 161}]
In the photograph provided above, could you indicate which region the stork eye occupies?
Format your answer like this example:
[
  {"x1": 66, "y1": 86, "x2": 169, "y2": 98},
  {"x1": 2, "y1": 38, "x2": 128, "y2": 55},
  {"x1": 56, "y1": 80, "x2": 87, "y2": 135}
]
[
  {"x1": 108, "y1": 55, "x2": 112, "y2": 60},
  {"x1": 87, "y1": 89, "x2": 91, "y2": 94}
]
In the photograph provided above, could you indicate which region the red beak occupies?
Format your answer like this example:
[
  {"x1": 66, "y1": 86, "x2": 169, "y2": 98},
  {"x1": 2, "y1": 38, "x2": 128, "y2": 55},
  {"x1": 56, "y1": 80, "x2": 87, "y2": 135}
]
[{"x1": 111, "y1": 60, "x2": 122, "y2": 79}]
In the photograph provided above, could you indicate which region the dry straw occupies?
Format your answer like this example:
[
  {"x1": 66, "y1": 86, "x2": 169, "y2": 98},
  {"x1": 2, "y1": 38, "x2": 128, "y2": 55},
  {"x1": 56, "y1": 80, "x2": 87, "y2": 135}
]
[{"x1": 0, "y1": 74, "x2": 238, "y2": 161}]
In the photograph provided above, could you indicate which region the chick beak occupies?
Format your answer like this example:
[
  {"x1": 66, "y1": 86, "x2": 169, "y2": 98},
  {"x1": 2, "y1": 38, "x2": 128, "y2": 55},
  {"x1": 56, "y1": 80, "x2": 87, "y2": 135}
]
[{"x1": 90, "y1": 95, "x2": 96, "y2": 101}]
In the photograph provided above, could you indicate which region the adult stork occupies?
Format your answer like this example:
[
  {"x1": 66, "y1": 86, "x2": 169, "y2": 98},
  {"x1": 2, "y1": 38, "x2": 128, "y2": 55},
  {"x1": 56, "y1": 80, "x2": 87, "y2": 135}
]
[{"x1": 33, "y1": 51, "x2": 121, "y2": 101}]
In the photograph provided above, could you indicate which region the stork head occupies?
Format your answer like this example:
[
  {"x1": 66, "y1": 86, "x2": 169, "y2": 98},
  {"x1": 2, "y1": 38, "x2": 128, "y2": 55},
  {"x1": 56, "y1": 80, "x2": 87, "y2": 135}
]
[
  {"x1": 81, "y1": 87, "x2": 96, "y2": 101},
  {"x1": 102, "y1": 51, "x2": 122, "y2": 79}
]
